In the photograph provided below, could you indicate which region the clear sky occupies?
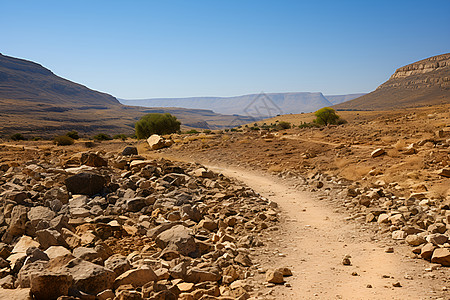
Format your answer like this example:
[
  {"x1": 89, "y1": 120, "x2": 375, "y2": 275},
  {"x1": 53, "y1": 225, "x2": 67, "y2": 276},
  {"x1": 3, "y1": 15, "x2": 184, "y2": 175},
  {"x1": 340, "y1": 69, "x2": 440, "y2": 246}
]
[{"x1": 1, "y1": 0, "x2": 449, "y2": 99}]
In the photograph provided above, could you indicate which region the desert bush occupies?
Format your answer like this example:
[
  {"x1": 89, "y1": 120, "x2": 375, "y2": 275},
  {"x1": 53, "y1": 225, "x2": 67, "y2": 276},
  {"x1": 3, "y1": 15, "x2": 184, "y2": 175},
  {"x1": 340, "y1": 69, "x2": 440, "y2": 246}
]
[
  {"x1": 10, "y1": 133, "x2": 26, "y2": 141},
  {"x1": 66, "y1": 131, "x2": 79, "y2": 140},
  {"x1": 203, "y1": 129, "x2": 212, "y2": 134},
  {"x1": 275, "y1": 121, "x2": 291, "y2": 130},
  {"x1": 93, "y1": 133, "x2": 112, "y2": 141},
  {"x1": 31, "y1": 137, "x2": 42, "y2": 141},
  {"x1": 314, "y1": 107, "x2": 344, "y2": 126},
  {"x1": 298, "y1": 122, "x2": 321, "y2": 129},
  {"x1": 54, "y1": 135, "x2": 74, "y2": 146},
  {"x1": 186, "y1": 129, "x2": 199, "y2": 134},
  {"x1": 135, "y1": 113, "x2": 180, "y2": 139},
  {"x1": 113, "y1": 134, "x2": 128, "y2": 141}
]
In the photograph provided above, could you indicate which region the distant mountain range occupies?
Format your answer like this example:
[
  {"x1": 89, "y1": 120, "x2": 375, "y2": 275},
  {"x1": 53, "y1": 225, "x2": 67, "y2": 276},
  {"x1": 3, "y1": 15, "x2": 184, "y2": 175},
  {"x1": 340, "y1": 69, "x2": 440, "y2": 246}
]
[
  {"x1": 119, "y1": 93, "x2": 365, "y2": 116},
  {"x1": 334, "y1": 53, "x2": 450, "y2": 110},
  {"x1": 0, "y1": 53, "x2": 255, "y2": 136}
]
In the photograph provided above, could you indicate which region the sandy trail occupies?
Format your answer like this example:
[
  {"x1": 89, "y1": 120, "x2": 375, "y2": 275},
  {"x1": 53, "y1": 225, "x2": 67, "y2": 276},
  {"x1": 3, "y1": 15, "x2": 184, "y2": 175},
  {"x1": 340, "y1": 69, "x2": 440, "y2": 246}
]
[{"x1": 208, "y1": 165, "x2": 447, "y2": 300}]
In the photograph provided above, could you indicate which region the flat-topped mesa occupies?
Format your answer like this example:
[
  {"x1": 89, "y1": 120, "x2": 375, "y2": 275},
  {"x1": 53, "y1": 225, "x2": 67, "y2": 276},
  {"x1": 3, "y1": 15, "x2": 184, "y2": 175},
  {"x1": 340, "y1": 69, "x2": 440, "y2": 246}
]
[{"x1": 390, "y1": 53, "x2": 450, "y2": 79}]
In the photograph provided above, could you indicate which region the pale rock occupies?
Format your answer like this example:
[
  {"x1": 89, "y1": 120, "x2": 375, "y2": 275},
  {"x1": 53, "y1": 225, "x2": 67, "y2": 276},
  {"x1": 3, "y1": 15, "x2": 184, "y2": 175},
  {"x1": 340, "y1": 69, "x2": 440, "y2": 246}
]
[
  {"x1": 45, "y1": 246, "x2": 71, "y2": 260},
  {"x1": 371, "y1": 148, "x2": 385, "y2": 158},
  {"x1": 113, "y1": 267, "x2": 157, "y2": 289},
  {"x1": 405, "y1": 234, "x2": 426, "y2": 246},
  {"x1": 431, "y1": 248, "x2": 450, "y2": 266}
]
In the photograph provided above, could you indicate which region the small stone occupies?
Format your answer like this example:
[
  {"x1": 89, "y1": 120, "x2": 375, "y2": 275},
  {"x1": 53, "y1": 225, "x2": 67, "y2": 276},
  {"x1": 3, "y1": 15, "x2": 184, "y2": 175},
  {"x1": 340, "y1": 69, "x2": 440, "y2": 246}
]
[
  {"x1": 366, "y1": 284, "x2": 372, "y2": 288},
  {"x1": 392, "y1": 282, "x2": 402, "y2": 287},
  {"x1": 265, "y1": 269, "x2": 284, "y2": 284},
  {"x1": 385, "y1": 247, "x2": 394, "y2": 253},
  {"x1": 371, "y1": 148, "x2": 385, "y2": 158},
  {"x1": 342, "y1": 255, "x2": 351, "y2": 266}
]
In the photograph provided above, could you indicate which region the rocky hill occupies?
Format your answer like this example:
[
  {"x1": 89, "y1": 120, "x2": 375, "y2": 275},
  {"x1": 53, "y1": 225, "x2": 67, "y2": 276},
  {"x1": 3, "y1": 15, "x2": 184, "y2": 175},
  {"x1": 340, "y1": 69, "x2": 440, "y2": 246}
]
[
  {"x1": 334, "y1": 53, "x2": 450, "y2": 110},
  {"x1": 0, "y1": 54, "x2": 252, "y2": 137},
  {"x1": 0, "y1": 53, "x2": 120, "y2": 108},
  {"x1": 121, "y1": 92, "x2": 365, "y2": 116}
]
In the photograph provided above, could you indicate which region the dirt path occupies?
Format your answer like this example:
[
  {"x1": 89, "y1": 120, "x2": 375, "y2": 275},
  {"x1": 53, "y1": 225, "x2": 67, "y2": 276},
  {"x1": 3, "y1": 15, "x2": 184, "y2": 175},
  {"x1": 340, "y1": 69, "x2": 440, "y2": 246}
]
[{"x1": 207, "y1": 165, "x2": 448, "y2": 300}]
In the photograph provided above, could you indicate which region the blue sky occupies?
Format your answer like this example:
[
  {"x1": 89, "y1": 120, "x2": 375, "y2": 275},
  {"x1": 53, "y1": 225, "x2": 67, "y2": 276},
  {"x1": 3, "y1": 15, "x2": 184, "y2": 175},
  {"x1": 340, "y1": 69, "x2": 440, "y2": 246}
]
[{"x1": 1, "y1": 0, "x2": 449, "y2": 99}]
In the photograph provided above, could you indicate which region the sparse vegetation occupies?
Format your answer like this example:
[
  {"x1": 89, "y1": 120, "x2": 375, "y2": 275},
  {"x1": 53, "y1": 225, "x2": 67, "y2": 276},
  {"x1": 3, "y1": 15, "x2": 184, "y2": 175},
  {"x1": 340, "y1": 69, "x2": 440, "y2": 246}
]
[
  {"x1": 93, "y1": 133, "x2": 112, "y2": 141},
  {"x1": 10, "y1": 133, "x2": 26, "y2": 141},
  {"x1": 275, "y1": 121, "x2": 291, "y2": 130},
  {"x1": 186, "y1": 129, "x2": 200, "y2": 134},
  {"x1": 54, "y1": 135, "x2": 74, "y2": 146},
  {"x1": 135, "y1": 113, "x2": 181, "y2": 139},
  {"x1": 113, "y1": 134, "x2": 128, "y2": 141},
  {"x1": 298, "y1": 122, "x2": 321, "y2": 129},
  {"x1": 66, "y1": 131, "x2": 80, "y2": 140}
]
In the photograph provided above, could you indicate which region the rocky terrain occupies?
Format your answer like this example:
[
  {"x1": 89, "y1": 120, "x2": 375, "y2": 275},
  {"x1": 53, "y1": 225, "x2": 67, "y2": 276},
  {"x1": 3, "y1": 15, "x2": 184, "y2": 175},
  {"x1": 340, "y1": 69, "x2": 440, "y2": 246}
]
[
  {"x1": 145, "y1": 104, "x2": 450, "y2": 297},
  {"x1": 334, "y1": 53, "x2": 450, "y2": 110},
  {"x1": 0, "y1": 142, "x2": 290, "y2": 299}
]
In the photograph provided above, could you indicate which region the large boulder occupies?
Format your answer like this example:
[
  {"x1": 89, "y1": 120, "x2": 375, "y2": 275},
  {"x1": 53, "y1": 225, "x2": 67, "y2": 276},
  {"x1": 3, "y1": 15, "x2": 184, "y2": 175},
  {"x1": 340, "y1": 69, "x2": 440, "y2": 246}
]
[
  {"x1": 122, "y1": 146, "x2": 138, "y2": 156},
  {"x1": 156, "y1": 225, "x2": 198, "y2": 257},
  {"x1": 104, "y1": 254, "x2": 131, "y2": 276},
  {"x1": 8, "y1": 205, "x2": 28, "y2": 236},
  {"x1": 80, "y1": 152, "x2": 108, "y2": 167},
  {"x1": 27, "y1": 206, "x2": 55, "y2": 227},
  {"x1": 62, "y1": 258, "x2": 116, "y2": 295},
  {"x1": 147, "y1": 135, "x2": 172, "y2": 150},
  {"x1": 30, "y1": 273, "x2": 73, "y2": 300},
  {"x1": 431, "y1": 248, "x2": 450, "y2": 266},
  {"x1": 65, "y1": 172, "x2": 106, "y2": 196}
]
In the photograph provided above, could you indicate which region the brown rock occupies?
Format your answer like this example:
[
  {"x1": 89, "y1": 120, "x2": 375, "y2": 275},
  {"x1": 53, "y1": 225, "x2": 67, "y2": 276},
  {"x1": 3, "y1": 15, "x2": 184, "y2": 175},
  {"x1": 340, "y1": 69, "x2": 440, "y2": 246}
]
[
  {"x1": 114, "y1": 267, "x2": 157, "y2": 289},
  {"x1": 265, "y1": 269, "x2": 284, "y2": 284},
  {"x1": 30, "y1": 273, "x2": 73, "y2": 300},
  {"x1": 420, "y1": 243, "x2": 436, "y2": 260},
  {"x1": 430, "y1": 248, "x2": 450, "y2": 266},
  {"x1": 437, "y1": 168, "x2": 450, "y2": 178},
  {"x1": 80, "y1": 152, "x2": 108, "y2": 167},
  {"x1": 64, "y1": 172, "x2": 106, "y2": 196}
]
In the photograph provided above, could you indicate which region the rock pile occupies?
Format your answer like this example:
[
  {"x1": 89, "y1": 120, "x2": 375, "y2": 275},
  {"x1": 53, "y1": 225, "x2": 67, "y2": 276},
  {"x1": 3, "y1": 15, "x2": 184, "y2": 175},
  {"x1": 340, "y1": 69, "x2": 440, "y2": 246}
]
[{"x1": 0, "y1": 148, "x2": 279, "y2": 299}]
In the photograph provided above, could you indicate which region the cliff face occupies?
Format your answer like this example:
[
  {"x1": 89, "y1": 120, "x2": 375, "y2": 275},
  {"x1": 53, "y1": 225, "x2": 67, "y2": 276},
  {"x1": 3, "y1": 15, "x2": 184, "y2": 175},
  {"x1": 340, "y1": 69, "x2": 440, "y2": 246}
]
[
  {"x1": 390, "y1": 53, "x2": 450, "y2": 79},
  {"x1": 334, "y1": 53, "x2": 450, "y2": 110}
]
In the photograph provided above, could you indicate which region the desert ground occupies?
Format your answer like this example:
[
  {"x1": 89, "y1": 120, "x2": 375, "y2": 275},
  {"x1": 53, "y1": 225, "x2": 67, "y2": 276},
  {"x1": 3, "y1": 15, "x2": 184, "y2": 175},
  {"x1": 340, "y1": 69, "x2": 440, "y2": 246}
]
[{"x1": 0, "y1": 105, "x2": 449, "y2": 299}]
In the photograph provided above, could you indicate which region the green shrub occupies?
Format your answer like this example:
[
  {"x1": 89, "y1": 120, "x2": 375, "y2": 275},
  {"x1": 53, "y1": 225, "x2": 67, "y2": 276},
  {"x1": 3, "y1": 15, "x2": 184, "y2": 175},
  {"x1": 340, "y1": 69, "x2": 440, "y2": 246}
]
[
  {"x1": 54, "y1": 135, "x2": 74, "y2": 146},
  {"x1": 31, "y1": 137, "x2": 42, "y2": 141},
  {"x1": 113, "y1": 134, "x2": 128, "y2": 141},
  {"x1": 314, "y1": 107, "x2": 344, "y2": 126},
  {"x1": 135, "y1": 113, "x2": 181, "y2": 139},
  {"x1": 203, "y1": 129, "x2": 212, "y2": 134},
  {"x1": 10, "y1": 133, "x2": 26, "y2": 141},
  {"x1": 186, "y1": 129, "x2": 199, "y2": 134},
  {"x1": 250, "y1": 126, "x2": 260, "y2": 131},
  {"x1": 66, "y1": 131, "x2": 79, "y2": 140},
  {"x1": 298, "y1": 122, "x2": 321, "y2": 129},
  {"x1": 93, "y1": 133, "x2": 112, "y2": 141}
]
